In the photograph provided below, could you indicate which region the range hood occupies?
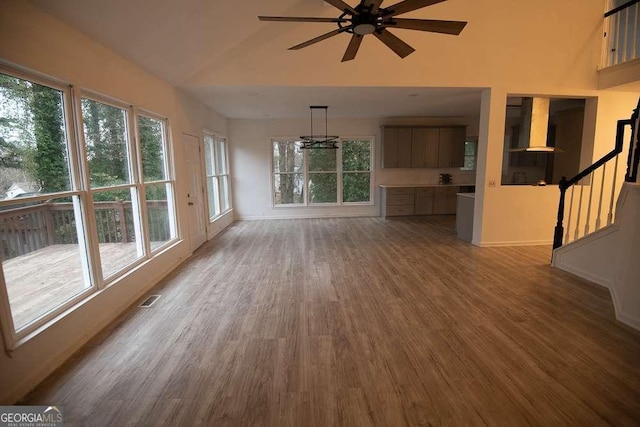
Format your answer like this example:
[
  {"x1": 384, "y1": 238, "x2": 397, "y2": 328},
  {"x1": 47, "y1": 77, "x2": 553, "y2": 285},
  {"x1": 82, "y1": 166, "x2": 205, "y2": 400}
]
[{"x1": 509, "y1": 97, "x2": 563, "y2": 153}]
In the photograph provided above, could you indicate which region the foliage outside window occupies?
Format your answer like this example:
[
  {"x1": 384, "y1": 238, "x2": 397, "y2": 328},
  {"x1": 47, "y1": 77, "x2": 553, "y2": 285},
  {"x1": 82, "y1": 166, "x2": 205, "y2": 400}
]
[
  {"x1": 204, "y1": 132, "x2": 231, "y2": 220},
  {"x1": 461, "y1": 139, "x2": 477, "y2": 171},
  {"x1": 272, "y1": 138, "x2": 372, "y2": 206},
  {"x1": 0, "y1": 68, "x2": 178, "y2": 346}
]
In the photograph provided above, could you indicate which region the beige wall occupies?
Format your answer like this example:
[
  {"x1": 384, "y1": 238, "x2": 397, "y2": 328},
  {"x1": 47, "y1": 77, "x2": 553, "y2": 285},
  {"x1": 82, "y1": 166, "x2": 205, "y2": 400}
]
[{"x1": 0, "y1": 1, "x2": 228, "y2": 403}]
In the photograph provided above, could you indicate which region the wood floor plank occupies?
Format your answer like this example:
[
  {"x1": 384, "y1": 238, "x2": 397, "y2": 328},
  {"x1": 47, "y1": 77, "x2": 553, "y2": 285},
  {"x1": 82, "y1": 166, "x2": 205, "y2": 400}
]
[{"x1": 20, "y1": 217, "x2": 640, "y2": 426}]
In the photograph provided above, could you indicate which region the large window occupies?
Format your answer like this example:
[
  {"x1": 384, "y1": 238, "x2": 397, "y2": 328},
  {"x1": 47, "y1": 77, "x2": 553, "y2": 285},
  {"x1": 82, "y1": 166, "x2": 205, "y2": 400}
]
[
  {"x1": 271, "y1": 138, "x2": 373, "y2": 206},
  {"x1": 0, "y1": 68, "x2": 178, "y2": 347},
  {"x1": 0, "y1": 72, "x2": 92, "y2": 335},
  {"x1": 203, "y1": 132, "x2": 231, "y2": 220}
]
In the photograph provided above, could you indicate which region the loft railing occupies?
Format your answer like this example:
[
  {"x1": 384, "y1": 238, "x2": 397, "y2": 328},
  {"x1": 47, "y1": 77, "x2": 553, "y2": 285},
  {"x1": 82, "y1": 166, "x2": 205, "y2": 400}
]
[
  {"x1": 601, "y1": 0, "x2": 640, "y2": 68},
  {"x1": 553, "y1": 98, "x2": 640, "y2": 251},
  {"x1": 0, "y1": 200, "x2": 171, "y2": 261}
]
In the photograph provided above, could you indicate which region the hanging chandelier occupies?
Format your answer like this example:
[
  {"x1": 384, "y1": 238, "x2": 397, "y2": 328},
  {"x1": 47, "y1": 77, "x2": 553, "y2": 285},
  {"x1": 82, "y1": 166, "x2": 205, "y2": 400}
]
[{"x1": 300, "y1": 106, "x2": 339, "y2": 149}]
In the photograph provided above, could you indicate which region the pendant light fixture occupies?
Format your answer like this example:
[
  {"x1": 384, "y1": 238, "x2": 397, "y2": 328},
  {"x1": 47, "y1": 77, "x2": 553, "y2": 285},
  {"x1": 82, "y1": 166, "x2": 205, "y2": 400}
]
[{"x1": 301, "y1": 106, "x2": 339, "y2": 149}]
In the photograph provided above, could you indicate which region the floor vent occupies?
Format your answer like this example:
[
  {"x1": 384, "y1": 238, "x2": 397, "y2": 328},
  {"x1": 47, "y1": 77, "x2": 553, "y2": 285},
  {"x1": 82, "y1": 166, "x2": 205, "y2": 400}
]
[{"x1": 139, "y1": 295, "x2": 161, "y2": 307}]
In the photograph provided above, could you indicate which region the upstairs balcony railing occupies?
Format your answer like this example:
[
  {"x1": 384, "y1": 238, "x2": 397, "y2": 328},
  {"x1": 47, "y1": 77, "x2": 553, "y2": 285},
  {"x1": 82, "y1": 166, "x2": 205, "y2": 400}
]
[{"x1": 602, "y1": 0, "x2": 640, "y2": 68}]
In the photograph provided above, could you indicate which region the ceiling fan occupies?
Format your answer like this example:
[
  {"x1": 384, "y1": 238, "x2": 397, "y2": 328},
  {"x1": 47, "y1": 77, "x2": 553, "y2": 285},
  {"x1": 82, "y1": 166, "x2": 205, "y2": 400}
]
[{"x1": 258, "y1": 0, "x2": 467, "y2": 62}]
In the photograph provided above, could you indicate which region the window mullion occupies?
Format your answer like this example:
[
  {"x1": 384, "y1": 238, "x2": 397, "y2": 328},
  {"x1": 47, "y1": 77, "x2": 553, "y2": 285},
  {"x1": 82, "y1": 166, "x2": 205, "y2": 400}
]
[
  {"x1": 131, "y1": 108, "x2": 151, "y2": 258},
  {"x1": 73, "y1": 88, "x2": 104, "y2": 289},
  {"x1": 338, "y1": 142, "x2": 344, "y2": 204}
]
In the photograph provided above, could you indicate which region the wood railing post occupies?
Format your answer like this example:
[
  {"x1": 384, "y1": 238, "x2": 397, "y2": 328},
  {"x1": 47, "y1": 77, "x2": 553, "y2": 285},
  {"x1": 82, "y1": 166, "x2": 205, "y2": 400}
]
[
  {"x1": 44, "y1": 203, "x2": 55, "y2": 246},
  {"x1": 553, "y1": 176, "x2": 567, "y2": 252},
  {"x1": 116, "y1": 199, "x2": 129, "y2": 243}
]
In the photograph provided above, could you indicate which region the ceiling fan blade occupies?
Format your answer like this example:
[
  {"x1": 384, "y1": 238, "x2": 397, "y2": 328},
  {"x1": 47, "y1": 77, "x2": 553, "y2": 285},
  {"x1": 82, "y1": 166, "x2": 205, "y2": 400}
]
[
  {"x1": 373, "y1": 29, "x2": 415, "y2": 58},
  {"x1": 323, "y1": 0, "x2": 357, "y2": 14},
  {"x1": 363, "y1": 0, "x2": 385, "y2": 13},
  {"x1": 384, "y1": 18, "x2": 467, "y2": 35},
  {"x1": 342, "y1": 34, "x2": 364, "y2": 61},
  {"x1": 259, "y1": 16, "x2": 349, "y2": 23},
  {"x1": 289, "y1": 27, "x2": 352, "y2": 50},
  {"x1": 384, "y1": 0, "x2": 446, "y2": 17}
]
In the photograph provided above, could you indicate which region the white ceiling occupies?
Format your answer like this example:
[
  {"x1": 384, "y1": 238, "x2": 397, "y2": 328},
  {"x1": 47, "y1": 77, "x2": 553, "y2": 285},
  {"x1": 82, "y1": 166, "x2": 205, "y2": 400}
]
[
  {"x1": 31, "y1": 0, "x2": 484, "y2": 119},
  {"x1": 184, "y1": 86, "x2": 483, "y2": 119}
]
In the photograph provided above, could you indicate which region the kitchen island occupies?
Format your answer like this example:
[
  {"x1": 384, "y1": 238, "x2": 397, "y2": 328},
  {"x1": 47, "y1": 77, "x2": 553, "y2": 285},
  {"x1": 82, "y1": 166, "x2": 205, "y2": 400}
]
[{"x1": 455, "y1": 193, "x2": 475, "y2": 242}]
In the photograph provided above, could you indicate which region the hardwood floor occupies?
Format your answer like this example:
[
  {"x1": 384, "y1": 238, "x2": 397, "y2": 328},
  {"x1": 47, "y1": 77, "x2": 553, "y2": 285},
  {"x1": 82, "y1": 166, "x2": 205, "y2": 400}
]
[{"x1": 22, "y1": 217, "x2": 640, "y2": 426}]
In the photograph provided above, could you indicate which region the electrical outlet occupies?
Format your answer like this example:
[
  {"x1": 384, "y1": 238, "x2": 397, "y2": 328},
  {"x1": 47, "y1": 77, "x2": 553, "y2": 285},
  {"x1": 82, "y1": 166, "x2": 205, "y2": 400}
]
[{"x1": 488, "y1": 179, "x2": 497, "y2": 188}]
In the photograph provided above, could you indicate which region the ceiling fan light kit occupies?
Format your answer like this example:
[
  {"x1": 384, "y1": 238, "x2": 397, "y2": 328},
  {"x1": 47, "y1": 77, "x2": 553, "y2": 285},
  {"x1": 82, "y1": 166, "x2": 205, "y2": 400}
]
[{"x1": 258, "y1": 0, "x2": 467, "y2": 62}]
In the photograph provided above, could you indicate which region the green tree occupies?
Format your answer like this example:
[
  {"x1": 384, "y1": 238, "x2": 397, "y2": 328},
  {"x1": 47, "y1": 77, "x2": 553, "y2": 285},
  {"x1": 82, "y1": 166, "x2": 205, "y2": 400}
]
[
  {"x1": 31, "y1": 84, "x2": 69, "y2": 193},
  {"x1": 138, "y1": 116, "x2": 164, "y2": 182}
]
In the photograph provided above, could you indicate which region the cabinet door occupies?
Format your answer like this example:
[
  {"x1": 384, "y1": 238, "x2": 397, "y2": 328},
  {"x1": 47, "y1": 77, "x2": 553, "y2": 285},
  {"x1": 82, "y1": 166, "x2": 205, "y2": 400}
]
[
  {"x1": 415, "y1": 188, "x2": 435, "y2": 214},
  {"x1": 382, "y1": 127, "x2": 399, "y2": 168},
  {"x1": 451, "y1": 127, "x2": 466, "y2": 168},
  {"x1": 433, "y1": 187, "x2": 459, "y2": 214},
  {"x1": 411, "y1": 128, "x2": 425, "y2": 168},
  {"x1": 412, "y1": 128, "x2": 439, "y2": 168},
  {"x1": 397, "y1": 127, "x2": 413, "y2": 168},
  {"x1": 438, "y1": 127, "x2": 466, "y2": 168},
  {"x1": 438, "y1": 128, "x2": 454, "y2": 167}
]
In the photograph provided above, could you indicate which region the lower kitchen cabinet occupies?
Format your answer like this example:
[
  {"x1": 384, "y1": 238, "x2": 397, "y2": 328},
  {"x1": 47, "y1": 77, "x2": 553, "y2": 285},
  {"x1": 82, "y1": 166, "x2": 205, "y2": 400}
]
[{"x1": 381, "y1": 186, "x2": 463, "y2": 217}]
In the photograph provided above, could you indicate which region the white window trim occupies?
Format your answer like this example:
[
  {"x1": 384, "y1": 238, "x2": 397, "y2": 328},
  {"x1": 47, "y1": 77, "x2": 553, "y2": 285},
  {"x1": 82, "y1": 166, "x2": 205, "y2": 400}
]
[
  {"x1": 203, "y1": 130, "x2": 232, "y2": 221},
  {"x1": 0, "y1": 65, "x2": 179, "y2": 350},
  {"x1": 270, "y1": 136, "x2": 375, "y2": 208}
]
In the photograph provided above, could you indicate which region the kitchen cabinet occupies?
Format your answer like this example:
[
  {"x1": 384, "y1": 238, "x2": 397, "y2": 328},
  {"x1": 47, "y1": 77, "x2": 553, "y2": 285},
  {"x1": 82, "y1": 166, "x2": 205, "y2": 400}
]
[
  {"x1": 381, "y1": 187, "x2": 415, "y2": 216},
  {"x1": 382, "y1": 126, "x2": 466, "y2": 168},
  {"x1": 438, "y1": 127, "x2": 466, "y2": 168},
  {"x1": 381, "y1": 185, "x2": 469, "y2": 217},
  {"x1": 411, "y1": 128, "x2": 439, "y2": 168},
  {"x1": 382, "y1": 127, "x2": 412, "y2": 168},
  {"x1": 433, "y1": 187, "x2": 458, "y2": 214},
  {"x1": 414, "y1": 187, "x2": 435, "y2": 214}
]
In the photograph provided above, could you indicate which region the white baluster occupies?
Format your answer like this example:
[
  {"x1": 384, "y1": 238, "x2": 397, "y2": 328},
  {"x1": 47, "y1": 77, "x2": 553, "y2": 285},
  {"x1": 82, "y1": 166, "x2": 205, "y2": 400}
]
[
  {"x1": 595, "y1": 163, "x2": 606, "y2": 230},
  {"x1": 574, "y1": 182, "x2": 584, "y2": 241},
  {"x1": 565, "y1": 186, "x2": 575, "y2": 244},
  {"x1": 585, "y1": 171, "x2": 595, "y2": 235},
  {"x1": 608, "y1": 153, "x2": 620, "y2": 225}
]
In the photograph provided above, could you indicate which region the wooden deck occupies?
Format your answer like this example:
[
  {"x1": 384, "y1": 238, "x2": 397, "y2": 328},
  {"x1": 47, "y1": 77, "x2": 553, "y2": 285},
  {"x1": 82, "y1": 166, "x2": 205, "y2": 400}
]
[
  {"x1": 4, "y1": 242, "x2": 163, "y2": 330},
  {"x1": 21, "y1": 217, "x2": 640, "y2": 425}
]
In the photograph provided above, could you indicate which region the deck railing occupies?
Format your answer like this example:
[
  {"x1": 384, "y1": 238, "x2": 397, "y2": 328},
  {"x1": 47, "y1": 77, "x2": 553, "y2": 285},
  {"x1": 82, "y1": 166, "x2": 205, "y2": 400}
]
[
  {"x1": 602, "y1": 0, "x2": 640, "y2": 68},
  {"x1": 553, "y1": 98, "x2": 640, "y2": 251},
  {"x1": 0, "y1": 200, "x2": 170, "y2": 261}
]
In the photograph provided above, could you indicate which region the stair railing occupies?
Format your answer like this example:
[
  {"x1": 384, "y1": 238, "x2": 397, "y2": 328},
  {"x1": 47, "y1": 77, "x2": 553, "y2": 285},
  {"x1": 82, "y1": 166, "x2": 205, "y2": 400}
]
[{"x1": 553, "y1": 98, "x2": 640, "y2": 251}]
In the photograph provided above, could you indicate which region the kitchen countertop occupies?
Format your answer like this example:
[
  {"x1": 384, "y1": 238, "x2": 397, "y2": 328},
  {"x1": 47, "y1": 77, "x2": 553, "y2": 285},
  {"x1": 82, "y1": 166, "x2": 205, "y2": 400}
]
[
  {"x1": 379, "y1": 183, "x2": 476, "y2": 188},
  {"x1": 456, "y1": 193, "x2": 476, "y2": 198}
]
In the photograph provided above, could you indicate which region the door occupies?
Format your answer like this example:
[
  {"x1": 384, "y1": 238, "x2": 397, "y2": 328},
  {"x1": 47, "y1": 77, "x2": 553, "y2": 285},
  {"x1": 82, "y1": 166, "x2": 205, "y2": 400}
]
[{"x1": 183, "y1": 133, "x2": 207, "y2": 251}]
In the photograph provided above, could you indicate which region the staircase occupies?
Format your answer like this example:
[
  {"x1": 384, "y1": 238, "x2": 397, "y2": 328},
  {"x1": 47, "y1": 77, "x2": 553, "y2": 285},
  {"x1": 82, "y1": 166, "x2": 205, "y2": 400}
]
[{"x1": 552, "y1": 98, "x2": 640, "y2": 330}]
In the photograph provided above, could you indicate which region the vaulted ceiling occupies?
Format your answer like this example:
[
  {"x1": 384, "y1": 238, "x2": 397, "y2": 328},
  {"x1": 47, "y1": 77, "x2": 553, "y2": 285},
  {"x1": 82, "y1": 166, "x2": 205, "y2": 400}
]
[{"x1": 29, "y1": 0, "x2": 607, "y2": 118}]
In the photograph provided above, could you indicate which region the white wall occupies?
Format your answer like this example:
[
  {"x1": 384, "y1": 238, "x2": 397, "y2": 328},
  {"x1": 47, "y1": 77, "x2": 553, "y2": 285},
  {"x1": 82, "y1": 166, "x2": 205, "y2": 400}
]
[
  {"x1": 0, "y1": 1, "x2": 229, "y2": 403},
  {"x1": 473, "y1": 88, "x2": 639, "y2": 246},
  {"x1": 230, "y1": 116, "x2": 479, "y2": 219}
]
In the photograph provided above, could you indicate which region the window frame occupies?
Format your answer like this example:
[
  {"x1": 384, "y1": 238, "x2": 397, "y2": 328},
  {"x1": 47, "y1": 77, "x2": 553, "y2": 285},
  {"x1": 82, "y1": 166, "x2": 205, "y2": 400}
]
[
  {"x1": 203, "y1": 130, "x2": 232, "y2": 221},
  {"x1": 0, "y1": 65, "x2": 180, "y2": 350},
  {"x1": 0, "y1": 68, "x2": 95, "y2": 348},
  {"x1": 461, "y1": 137, "x2": 478, "y2": 171},
  {"x1": 270, "y1": 136, "x2": 375, "y2": 207}
]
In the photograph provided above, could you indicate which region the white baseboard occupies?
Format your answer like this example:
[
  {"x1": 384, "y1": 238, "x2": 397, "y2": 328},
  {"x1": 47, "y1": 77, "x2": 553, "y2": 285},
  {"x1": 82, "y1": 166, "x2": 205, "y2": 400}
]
[
  {"x1": 236, "y1": 212, "x2": 378, "y2": 220},
  {"x1": 477, "y1": 239, "x2": 553, "y2": 247},
  {"x1": 617, "y1": 311, "x2": 640, "y2": 331},
  {"x1": 552, "y1": 260, "x2": 612, "y2": 289}
]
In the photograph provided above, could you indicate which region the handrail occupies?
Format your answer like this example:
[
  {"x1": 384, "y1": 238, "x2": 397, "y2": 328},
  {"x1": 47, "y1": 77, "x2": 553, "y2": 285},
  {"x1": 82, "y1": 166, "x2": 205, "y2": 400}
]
[
  {"x1": 605, "y1": 0, "x2": 640, "y2": 18},
  {"x1": 553, "y1": 98, "x2": 640, "y2": 251}
]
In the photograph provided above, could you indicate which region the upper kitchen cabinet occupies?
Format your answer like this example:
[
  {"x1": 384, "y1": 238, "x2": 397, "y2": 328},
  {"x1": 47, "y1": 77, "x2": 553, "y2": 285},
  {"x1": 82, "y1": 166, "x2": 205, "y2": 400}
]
[
  {"x1": 411, "y1": 128, "x2": 439, "y2": 168},
  {"x1": 438, "y1": 127, "x2": 466, "y2": 168},
  {"x1": 382, "y1": 125, "x2": 466, "y2": 168},
  {"x1": 382, "y1": 127, "x2": 413, "y2": 168}
]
